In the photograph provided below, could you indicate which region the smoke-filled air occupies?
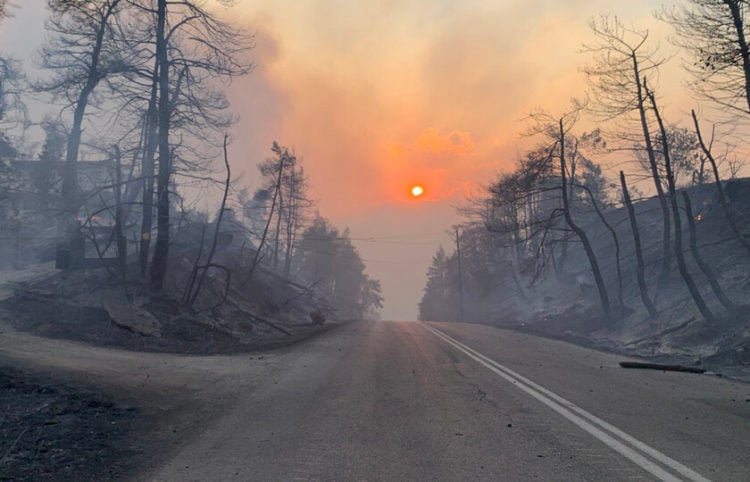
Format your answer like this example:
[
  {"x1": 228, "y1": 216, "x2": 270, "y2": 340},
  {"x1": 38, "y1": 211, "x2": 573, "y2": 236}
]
[{"x1": 1, "y1": 1, "x2": 750, "y2": 480}]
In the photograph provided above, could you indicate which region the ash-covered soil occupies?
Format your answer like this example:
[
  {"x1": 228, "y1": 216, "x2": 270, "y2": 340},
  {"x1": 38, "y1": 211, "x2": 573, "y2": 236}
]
[
  {"x1": 0, "y1": 266, "x2": 338, "y2": 355},
  {"x1": 475, "y1": 180, "x2": 750, "y2": 376},
  {"x1": 0, "y1": 291, "x2": 251, "y2": 355},
  {"x1": 0, "y1": 293, "x2": 339, "y2": 354},
  {"x1": 0, "y1": 364, "x2": 139, "y2": 481}
]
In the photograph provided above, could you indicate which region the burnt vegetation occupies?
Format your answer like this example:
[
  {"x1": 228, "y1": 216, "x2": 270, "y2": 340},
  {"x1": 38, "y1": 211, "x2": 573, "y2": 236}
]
[
  {"x1": 0, "y1": 1, "x2": 382, "y2": 354},
  {"x1": 419, "y1": 12, "x2": 750, "y2": 367}
]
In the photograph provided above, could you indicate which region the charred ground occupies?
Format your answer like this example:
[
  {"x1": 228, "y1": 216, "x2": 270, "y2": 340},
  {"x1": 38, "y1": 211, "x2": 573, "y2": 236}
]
[
  {"x1": 0, "y1": 364, "x2": 139, "y2": 481},
  {"x1": 420, "y1": 178, "x2": 750, "y2": 375}
]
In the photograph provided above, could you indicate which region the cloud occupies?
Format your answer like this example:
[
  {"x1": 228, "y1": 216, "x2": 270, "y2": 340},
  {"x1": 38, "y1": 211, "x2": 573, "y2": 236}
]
[
  {"x1": 415, "y1": 128, "x2": 475, "y2": 156},
  {"x1": 227, "y1": 2, "x2": 604, "y2": 217}
]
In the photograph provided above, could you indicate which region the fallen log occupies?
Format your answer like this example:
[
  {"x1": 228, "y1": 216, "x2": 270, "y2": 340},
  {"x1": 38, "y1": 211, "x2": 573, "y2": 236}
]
[{"x1": 619, "y1": 361, "x2": 706, "y2": 374}]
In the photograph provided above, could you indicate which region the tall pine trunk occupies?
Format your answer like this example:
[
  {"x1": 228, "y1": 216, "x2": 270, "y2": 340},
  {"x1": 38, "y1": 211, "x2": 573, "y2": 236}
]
[
  {"x1": 647, "y1": 83, "x2": 716, "y2": 322},
  {"x1": 635, "y1": 72, "x2": 671, "y2": 282},
  {"x1": 62, "y1": 2, "x2": 119, "y2": 222},
  {"x1": 140, "y1": 62, "x2": 159, "y2": 277},
  {"x1": 620, "y1": 171, "x2": 658, "y2": 318},
  {"x1": 149, "y1": 0, "x2": 171, "y2": 292}
]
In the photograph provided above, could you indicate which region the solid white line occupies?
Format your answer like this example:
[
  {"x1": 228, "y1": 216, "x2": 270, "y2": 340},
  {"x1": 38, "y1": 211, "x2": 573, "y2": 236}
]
[
  {"x1": 421, "y1": 323, "x2": 711, "y2": 482},
  {"x1": 429, "y1": 328, "x2": 709, "y2": 482}
]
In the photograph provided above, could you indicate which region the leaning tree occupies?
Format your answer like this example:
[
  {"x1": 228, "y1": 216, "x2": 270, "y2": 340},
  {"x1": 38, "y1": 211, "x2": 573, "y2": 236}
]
[{"x1": 582, "y1": 15, "x2": 673, "y2": 283}]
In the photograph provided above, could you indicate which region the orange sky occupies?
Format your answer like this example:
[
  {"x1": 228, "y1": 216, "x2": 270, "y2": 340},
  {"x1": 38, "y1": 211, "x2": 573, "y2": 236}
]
[
  {"x1": 0, "y1": 1, "x2": 703, "y2": 319},
  {"x1": 224, "y1": 1, "x2": 679, "y2": 319},
  {"x1": 229, "y1": 1, "x2": 616, "y2": 212}
]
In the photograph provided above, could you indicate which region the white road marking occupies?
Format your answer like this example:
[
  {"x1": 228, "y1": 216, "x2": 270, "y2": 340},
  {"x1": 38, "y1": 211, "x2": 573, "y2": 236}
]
[{"x1": 422, "y1": 323, "x2": 711, "y2": 482}]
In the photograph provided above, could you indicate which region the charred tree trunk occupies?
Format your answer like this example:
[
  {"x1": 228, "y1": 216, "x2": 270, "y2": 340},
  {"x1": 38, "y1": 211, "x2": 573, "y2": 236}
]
[
  {"x1": 696, "y1": 155, "x2": 706, "y2": 185},
  {"x1": 63, "y1": 93, "x2": 86, "y2": 216},
  {"x1": 691, "y1": 109, "x2": 750, "y2": 252},
  {"x1": 62, "y1": 2, "x2": 119, "y2": 217},
  {"x1": 61, "y1": 1, "x2": 122, "y2": 229},
  {"x1": 241, "y1": 152, "x2": 285, "y2": 287},
  {"x1": 186, "y1": 135, "x2": 231, "y2": 307},
  {"x1": 557, "y1": 141, "x2": 578, "y2": 279},
  {"x1": 113, "y1": 145, "x2": 127, "y2": 287},
  {"x1": 284, "y1": 166, "x2": 296, "y2": 278},
  {"x1": 182, "y1": 224, "x2": 206, "y2": 305},
  {"x1": 149, "y1": 0, "x2": 171, "y2": 292},
  {"x1": 647, "y1": 84, "x2": 716, "y2": 322},
  {"x1": 682, "y1": 191, "x2": 736, "y2": 312},
  {"x1": 576, "y1": 183, "x2": 625, "y2": 308},
  {"x1": 620, "y1": 171, "x2": 658, "y2": 318},
  {"x1": 273, "y1": 184, "x2": 284, "y2": 269},
  {"x1": 558, "y1": 119, "x2": 612, "y2": 321},
  {"x1": 140, "y1": 62, "x2": 159, "y2": 277},
  {"x1": 636, "y1": 73, "x2": 671, "y2": 282},
  {"x1": 112, "y1": 144, "x2": 131, "y2": 302}
]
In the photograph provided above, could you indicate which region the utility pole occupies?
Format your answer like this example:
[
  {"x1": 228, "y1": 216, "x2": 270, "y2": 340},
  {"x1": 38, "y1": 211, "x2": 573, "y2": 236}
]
[{"x1": 455, "y1": 228, "x2": 465, "y2": 323}]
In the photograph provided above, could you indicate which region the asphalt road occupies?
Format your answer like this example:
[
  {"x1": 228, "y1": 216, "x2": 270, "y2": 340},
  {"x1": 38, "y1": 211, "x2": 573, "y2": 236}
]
[{"x1": 148, "y1": 320, "x2": 750, "y2": 481}]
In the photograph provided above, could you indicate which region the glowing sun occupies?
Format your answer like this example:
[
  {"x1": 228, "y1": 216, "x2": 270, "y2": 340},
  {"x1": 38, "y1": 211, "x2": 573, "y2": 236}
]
[{"x1": 410, "y1": 185, "x2": 425, "y2": 198}]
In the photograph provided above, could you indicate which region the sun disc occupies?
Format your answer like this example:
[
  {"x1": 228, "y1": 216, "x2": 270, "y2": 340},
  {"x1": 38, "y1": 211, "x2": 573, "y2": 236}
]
[{"x1": 411, "y1": 185, "x2": 425, "y2": 197}]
